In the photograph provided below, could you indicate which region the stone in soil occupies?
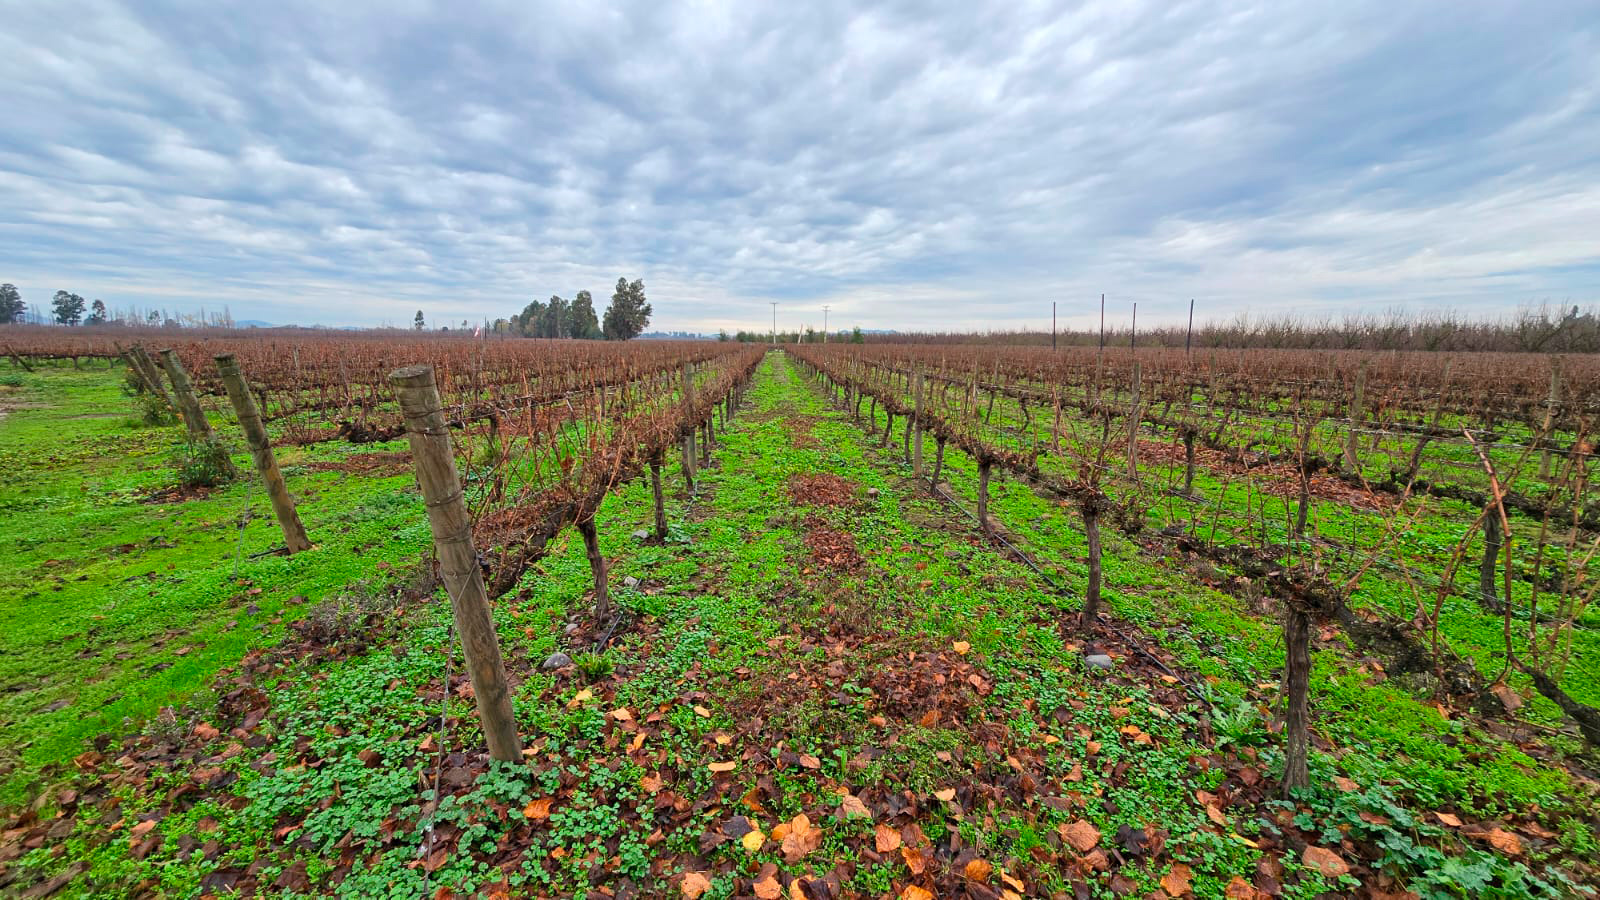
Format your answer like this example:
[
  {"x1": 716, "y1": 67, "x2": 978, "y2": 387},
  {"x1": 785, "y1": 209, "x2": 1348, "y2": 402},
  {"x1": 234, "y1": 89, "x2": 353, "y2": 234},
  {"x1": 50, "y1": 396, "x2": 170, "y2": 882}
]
[{"x1": 542, "y1": 652, "x2": 573, "y2": 670}]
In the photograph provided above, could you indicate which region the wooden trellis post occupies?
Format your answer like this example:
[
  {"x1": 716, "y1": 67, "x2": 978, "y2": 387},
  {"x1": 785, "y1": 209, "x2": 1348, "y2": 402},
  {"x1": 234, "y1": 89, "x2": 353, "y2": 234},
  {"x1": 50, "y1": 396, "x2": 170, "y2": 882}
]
[
  {"x1": 159, "y1": 349, "x2": 237, "y2": 477},
  {"x1": 129, "y1": 345, "x2": 177, "y2": 416},
  {"x1": 215, "y1": 354, "x2": 311, "y2": 553},
  {"x1": 388, "y1": 364, "x2": 523, "y2": 763}
]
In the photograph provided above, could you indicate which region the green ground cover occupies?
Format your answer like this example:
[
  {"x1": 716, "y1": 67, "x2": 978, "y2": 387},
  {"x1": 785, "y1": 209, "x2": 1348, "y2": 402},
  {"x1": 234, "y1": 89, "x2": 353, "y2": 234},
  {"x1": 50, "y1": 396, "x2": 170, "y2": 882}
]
[{"x1": 0, "y1": 355, "x2": 1594, "y2": 898}]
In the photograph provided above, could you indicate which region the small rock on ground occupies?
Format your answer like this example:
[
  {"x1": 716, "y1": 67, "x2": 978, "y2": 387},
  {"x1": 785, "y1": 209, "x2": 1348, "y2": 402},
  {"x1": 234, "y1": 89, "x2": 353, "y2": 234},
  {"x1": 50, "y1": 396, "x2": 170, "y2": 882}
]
[
  {"x1": 1084, "y1": 653, "x2": 1115, "y2": 670},
  {"x1": 542, "y1": 652, "x2": 573, "y2": 670}
]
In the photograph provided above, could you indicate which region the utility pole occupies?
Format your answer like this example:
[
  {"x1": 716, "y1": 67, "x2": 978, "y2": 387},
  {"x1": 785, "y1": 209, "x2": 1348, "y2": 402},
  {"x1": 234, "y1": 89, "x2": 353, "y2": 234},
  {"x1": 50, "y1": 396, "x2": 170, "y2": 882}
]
[
  {"x1": 770, "y1": 302, "x2": 777, "y2": 345},
  {"x1": 823, "y1": 305, "x2": 830, "y2": 343},
  {"x1": 1052, "y1": 301, "x2": 1057, "y2": 351},
  {"x1": 1131, "y1": 302, "x2": 1137, "y2": 350}
]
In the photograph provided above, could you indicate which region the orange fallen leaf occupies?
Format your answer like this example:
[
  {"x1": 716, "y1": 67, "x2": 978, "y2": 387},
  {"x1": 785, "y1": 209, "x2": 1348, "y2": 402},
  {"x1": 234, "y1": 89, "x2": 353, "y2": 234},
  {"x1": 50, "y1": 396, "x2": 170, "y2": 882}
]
[
  {"x1": 1435, "y1": 811, "x2": 1462, "y2": 827},
  {"x1": 1160, "y1": 862, "x2": 1193, "y2": 896},
  {"x1": 900, "y1": 887, "x2": 933, "y2": 900},
  {"x1": 780, "y1": 813, "x2": 820, "y2": 862},
  {"x1": 1058, "y1": 819, "x2": 1099, "y2": 853},
  {"x1": 522, "y1": 797, "x2": 553, "y2": 820},
  {"x1": 953, "y1": 640, "x2": 971, "y2": 655},
  {"x1": 837, "y1": 793, "x2": 871, "y2": 819},
  {"x1": 934, "y1": 788, "x2": 956, "y2": 802},
  {"x1": 681, "y1": 871, "x2": 712, "y2": 898},
  {"x1": 1486, "y1": 828, "x2": 1523, "y2": 856},
  {"x1": 639, "y1": 774, "x2": 662, "y2": 793},
  {"x1": 610, "y1": 707, "x2": 632, "y2": 721},
  {"x1": 708, "y1": 761, "x2": 737, "y2": 773},
  {"x1": 753, "y1": 869, "x2": 782, "y2": 900},
  {"x1": 874, "y1": 823, "x2": 902, "y2": 853},
  {"x1": 1224, "y1": 875, "x2": 1256, "y2": 898},
  {"x1": 1301, "y1": 845, "x2": 1350, "y2": 877},
  {"x1": 964, "y1": 858, "x2": 993, "y2": 881}
]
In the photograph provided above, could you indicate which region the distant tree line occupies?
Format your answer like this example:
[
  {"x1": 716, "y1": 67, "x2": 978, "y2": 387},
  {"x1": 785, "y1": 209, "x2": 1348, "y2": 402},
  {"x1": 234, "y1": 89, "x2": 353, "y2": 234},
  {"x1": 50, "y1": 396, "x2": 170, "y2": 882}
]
[
  {"x1": 492, "y1": 278, "x2": 652, "y2": 340},
  {"x1": 0, "y1": 283, "x2": 234, "y2": 328},
  {"x1": 872, "y1": 304, "x2": 1600, "y2": 354},
  {"x1": 721, "y1": 327, "x2": 864, "y2": 344}
]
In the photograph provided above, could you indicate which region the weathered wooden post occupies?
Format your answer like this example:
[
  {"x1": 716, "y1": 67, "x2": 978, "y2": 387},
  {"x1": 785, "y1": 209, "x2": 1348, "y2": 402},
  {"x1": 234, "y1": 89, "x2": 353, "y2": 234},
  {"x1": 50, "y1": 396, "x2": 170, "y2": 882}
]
[
  {"x1": 388, "y1": 364, "x2": 523, "y2": 763},
  {"x1": 159, "y1": 348, "x2": 237, "y2": 476},
  {"x1": 912, "y1": 373, "x2": 925, "y2": 478},
  {"x1": 649, "y1": 452, "x2": 668, "y2": 539},
  {"x1": 129, "y1": 346, "x2": 177, "y2": 415},
  {"x1": 215, "y1": 354, "x2": 311, "y2": 553}
]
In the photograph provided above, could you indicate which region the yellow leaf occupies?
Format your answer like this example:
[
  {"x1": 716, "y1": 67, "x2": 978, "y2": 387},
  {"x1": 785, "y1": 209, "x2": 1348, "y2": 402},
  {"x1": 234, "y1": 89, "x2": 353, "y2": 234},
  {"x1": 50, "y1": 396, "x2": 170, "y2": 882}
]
[
  {"x1": 708, "y1": 761, "x2": 737, "y2": 773},
  {"x1": 610, "y1": 707, "x2": 633, "y2": 721},
  {"x1": 741, "y1": 828, "x2": 765, "y2": 852},
  {"x1": 934, "y1": 788, "x2": 956, "y2": 802},
  {"x1": 693, "y1": 705, "x2": 711, "y2": 717},
  {"x1": 566, "y1": 688, "x2": 593, "y2": 709},
  {"x1": 953, "y1": 640, "x2": 971, "y2": 655}
]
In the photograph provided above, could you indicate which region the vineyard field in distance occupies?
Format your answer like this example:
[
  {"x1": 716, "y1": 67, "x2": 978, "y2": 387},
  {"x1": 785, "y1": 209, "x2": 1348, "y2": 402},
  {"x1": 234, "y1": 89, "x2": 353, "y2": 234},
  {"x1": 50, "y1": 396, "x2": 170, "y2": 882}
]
[{"x1": 1, "y1": 329, "x2": 1598, "y2": 898}]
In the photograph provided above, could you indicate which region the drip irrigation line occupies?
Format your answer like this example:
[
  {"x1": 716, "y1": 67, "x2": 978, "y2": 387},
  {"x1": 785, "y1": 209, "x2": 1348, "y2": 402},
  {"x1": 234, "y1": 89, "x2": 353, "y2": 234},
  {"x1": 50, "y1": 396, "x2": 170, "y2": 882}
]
[{"x1": 230, "y1": 472, "x2": 255, "y2": 579}]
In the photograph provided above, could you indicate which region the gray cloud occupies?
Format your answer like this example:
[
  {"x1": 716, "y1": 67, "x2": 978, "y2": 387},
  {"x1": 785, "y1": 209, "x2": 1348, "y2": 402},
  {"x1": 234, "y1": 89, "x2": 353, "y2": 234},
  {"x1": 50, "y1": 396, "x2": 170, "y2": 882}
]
[{"x1": 1, "y1": 0, "x2": 1596, "y2": 332}]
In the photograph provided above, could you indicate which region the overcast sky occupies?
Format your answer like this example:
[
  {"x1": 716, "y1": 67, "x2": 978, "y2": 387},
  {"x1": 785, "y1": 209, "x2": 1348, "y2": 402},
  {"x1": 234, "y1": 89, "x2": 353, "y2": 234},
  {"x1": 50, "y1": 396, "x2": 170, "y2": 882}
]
[{"x1": 2, "y1": 1, "x2": 1597, "y2": 333}]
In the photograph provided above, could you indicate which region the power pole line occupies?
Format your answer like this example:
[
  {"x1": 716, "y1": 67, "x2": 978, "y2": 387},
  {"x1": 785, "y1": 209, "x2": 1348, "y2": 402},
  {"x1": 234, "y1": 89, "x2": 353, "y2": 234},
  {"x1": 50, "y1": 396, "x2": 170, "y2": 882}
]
[
  {"x1": 823, "y1": 305, "x2": 830, "y2": 344},
  {"x1": 1052, "y1": 301, "x2": 1057, "y2": 352},
  {"x1": 770, "y1": 302, "x2": 777, "y2": 346}
]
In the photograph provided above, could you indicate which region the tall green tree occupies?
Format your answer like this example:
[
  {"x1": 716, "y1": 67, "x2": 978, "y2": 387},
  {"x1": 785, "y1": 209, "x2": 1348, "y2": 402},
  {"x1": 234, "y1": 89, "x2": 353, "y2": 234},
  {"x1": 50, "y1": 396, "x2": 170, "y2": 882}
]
[
  {"x1": 538, "y1": 295, "x2": 569, "y2": 338},
  {"x1": 52, "y1": 290, "x2": 86, "y2": 326},
  {"x1": 87, "y1": 299, "x2": 107, "y2": 324},
  {"x1": 0, "y1": 284, "x2": 23, "y2": 324},
  {"x1": 601, "y1": 278, "x2": 651, "y2": 340},
  {"x1": 569, "y1": 290, "x2": 601, "y2": 339},
  {"x1": 514, "y1": 298, "x2": 546, "y2": 336},
  {"x1": 414, "y1": 310, "x2": 425, "y2": 330}
]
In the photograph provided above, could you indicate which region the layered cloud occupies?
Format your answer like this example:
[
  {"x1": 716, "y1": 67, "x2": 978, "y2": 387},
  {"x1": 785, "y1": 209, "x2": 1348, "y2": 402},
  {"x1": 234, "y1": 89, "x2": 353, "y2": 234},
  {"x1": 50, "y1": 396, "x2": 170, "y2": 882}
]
[{"x1": 1, "y1": 0, "x2": 1596, "y2": 331}]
